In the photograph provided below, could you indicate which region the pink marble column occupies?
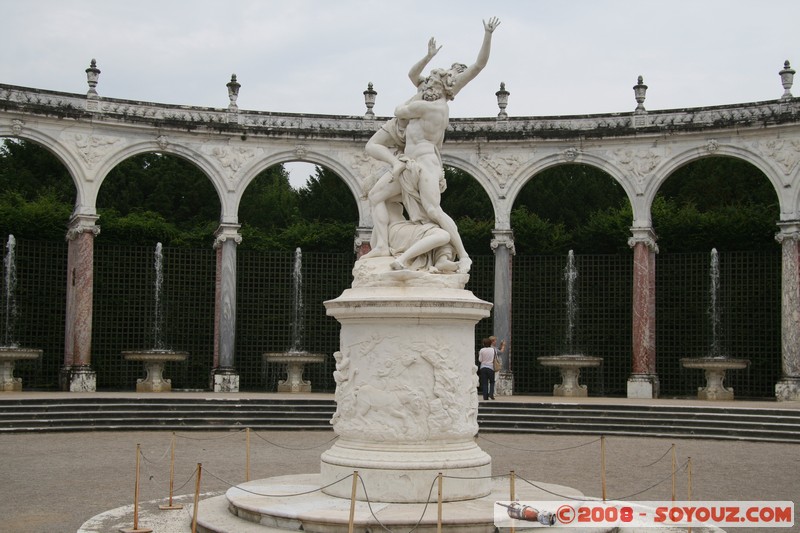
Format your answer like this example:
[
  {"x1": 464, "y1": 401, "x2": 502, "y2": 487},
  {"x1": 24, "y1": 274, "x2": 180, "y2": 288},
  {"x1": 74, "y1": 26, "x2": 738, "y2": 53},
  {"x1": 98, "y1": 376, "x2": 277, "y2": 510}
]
[
  {"x1": 627, "y1": 228, "x2": 659, "y2": 398},
  {"x1": 63, "y1": 215, "x2": 99, "y2": 392},
  {"x1": 775, "y1": 222, "x2": 800, "y2": 401}
]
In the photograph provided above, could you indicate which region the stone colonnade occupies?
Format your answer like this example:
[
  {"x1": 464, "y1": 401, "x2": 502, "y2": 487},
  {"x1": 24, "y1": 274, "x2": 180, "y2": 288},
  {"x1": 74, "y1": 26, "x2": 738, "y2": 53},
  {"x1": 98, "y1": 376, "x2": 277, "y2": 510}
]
[{"x1": 1, "y1": 78, "x2": 799, "y2": 399}]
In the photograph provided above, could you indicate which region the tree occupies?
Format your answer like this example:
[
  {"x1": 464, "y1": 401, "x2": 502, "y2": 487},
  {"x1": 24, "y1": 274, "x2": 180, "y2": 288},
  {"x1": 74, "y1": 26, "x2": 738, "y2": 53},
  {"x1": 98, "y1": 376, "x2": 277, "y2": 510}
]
[
  {"x1": 98, "y1": 153, "x2": 220, "y2": 229},
  {"x1": 239, "y1": 165, "x2": 299, "y2": 231},
  {"x1": 296, "y1": 166, "x2": 357, "y2": 223}
]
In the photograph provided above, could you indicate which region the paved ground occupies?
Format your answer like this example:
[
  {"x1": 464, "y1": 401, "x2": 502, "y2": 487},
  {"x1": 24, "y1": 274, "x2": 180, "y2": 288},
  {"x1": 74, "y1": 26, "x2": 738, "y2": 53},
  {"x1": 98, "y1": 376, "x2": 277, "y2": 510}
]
[{"x1": 0, "y1": 394, "x2": 798, "y2": 532}]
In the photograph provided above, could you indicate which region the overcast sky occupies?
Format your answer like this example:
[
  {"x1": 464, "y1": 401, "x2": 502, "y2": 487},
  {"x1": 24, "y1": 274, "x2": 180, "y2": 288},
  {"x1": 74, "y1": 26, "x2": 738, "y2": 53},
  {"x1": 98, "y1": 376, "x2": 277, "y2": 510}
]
[{"x1": 2, "y1": 0, "x2": 798, "y2": 186}]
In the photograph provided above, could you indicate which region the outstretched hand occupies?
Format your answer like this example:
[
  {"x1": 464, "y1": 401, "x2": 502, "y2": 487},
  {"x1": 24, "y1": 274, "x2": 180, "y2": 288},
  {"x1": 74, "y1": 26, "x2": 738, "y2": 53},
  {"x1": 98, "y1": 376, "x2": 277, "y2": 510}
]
[
  {"x1": 483, "y1": 17, "x2": 501, "y2": 32},
  {"x1": 427, "y1": 37, "x2": 442, "y2": 58}
]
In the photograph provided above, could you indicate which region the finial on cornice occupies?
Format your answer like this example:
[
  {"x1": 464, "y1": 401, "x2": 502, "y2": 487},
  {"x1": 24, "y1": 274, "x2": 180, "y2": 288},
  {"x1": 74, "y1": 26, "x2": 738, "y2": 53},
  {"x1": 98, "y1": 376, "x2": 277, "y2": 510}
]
[
  {"x1": 85, "y1": 59, "x2": 101, "y2": 98},
  {"x1": 780, "y1": 60, "x2": 795, "y2": 100},
  {"x1": 363, "y1": 82, "x2": 377, "y2": 119},
  {"x1": 227, "y1": 74, "x2": 241, "y2": 111},
  {"x1": 496, "y1": 82, "x2": 510, "y2": 119},
  {"x1": 633, "y1": 75, "x2": 648, "y2": 114}
]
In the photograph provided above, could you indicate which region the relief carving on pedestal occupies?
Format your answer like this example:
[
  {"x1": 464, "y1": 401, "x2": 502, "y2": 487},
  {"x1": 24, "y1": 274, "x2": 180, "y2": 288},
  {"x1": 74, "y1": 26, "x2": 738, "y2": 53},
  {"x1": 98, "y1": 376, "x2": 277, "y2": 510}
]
[{"x1": 330, "y1": 337, "x2": 476, "y2": 441}]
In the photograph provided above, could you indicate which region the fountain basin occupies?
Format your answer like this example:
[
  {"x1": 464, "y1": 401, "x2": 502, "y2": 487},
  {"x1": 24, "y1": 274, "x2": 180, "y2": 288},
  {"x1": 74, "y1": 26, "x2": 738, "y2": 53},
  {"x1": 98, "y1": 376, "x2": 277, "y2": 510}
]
[
  {"x1": 538, "y1": 355, "x2": 603, "y2": 397},
  {"x1": 264, "y1": 351, "x2": 326, "y2": 393},
  {"x1": 0, "y1": 347, "x2": 42, "y2": 392},
  {"x1": 122, "y1": 350, "x2": 188, "y2": 392},
  {"x1": 680, "y1": 357, "x2": 750, "y2": 400}
]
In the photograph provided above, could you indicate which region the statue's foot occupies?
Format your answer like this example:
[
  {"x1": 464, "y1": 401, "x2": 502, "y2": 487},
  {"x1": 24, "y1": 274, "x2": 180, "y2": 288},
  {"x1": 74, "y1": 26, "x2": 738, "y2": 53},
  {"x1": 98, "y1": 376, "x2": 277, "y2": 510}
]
[
  {"x1": 390, "y1": 259, "x2": 408, "y2": 270},
  {"x1": 457, "y1": 257, "x2": 472, "y2": 274},
  {"x1": 362, "y1": 247, "x2": 391, "y2": 259},
  {"x1": 435, "y1": 259, "x2": 459, "y2": 273}
]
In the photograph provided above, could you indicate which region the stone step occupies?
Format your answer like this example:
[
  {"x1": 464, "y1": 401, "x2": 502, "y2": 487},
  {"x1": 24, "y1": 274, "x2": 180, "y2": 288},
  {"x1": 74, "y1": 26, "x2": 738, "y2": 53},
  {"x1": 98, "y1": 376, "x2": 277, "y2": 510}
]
[{"x1": 1, "y1": 397, "x2": 797, "y2": 442}]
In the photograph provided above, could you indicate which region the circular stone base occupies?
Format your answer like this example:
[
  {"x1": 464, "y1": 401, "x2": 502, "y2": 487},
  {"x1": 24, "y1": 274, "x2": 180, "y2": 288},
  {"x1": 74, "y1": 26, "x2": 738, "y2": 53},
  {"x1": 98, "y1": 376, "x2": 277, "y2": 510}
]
[
  {"x1": 197, "y1": 473, "x2": 584, "y2": 533},
  {"x1": 320, "y1": 438, "x2": 491, "y2": 503}
]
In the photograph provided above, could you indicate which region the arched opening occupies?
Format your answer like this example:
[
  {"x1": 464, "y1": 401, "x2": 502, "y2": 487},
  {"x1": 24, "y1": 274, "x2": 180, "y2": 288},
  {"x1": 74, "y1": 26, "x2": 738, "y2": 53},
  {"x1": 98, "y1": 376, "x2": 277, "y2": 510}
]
[
  {"x1": 510, "y1": 163, "x2": 632, "y2": 396},
  {"x1": 0, "y1": 138, "x2": 74, "y2": 390},
  {"x1": 653, "y1": 156, "x2": 781, "y2": 398},
  {"x1": 237, "y1": 163, "x2": 358, "y2": 391},
  {"x1": 94, "y1": 152, "x2": 221, "y2": 391}
]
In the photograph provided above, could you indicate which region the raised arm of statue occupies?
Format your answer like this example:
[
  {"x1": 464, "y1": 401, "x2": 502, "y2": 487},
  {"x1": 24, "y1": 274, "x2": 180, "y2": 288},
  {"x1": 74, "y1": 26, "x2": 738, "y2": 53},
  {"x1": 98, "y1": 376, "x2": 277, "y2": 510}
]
[
  {"x1": 408, "y1": 37, "x2": 442, "y2": 88},
  {"x1": 450, "y1": 17, "x2": 501, "y2": 98}
]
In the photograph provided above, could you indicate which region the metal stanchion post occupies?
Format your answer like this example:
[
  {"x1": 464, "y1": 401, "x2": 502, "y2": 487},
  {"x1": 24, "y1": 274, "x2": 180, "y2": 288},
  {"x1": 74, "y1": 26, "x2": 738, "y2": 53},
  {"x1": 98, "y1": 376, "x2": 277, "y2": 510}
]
[
  {"x1": 246, "y1": 427, "x2": 251, "y2": 482},
  {"x1": 119, "y1": 443, "x2": 152, "y2": 533},
  {"x1": 510, "y1": 470, "x2": 516, "y2": 533},
  {"x1": 601, "y1": 436, "x2": 607, "y2": 502},
  {"x1": 437, "y1": 472, "x2": 443, "y2": 533},
  {"x1": 348, "y1": 470, "x2": 359, "y2": 533},
  {"x1": 191, "y1": 463, "x2": 202, "y2": 533},
  {"x1": 671, "y1": 443, "x2": 677, "y2": 502},
  {"x1": 160, "y1": 433, "x2": 183, "y2": 510}
]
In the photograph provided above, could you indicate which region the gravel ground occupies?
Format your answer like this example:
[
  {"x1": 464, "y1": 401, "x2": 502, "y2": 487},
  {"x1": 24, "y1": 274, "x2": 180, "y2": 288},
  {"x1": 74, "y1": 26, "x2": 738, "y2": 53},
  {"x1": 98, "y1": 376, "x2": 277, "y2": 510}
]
[{"x1": 0, "y1": 430, "x2": 797, "y2": 533}]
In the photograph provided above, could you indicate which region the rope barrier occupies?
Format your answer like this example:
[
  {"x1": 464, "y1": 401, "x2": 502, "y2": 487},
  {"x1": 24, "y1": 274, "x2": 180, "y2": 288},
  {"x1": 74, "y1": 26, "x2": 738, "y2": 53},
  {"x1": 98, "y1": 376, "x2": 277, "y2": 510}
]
[
  {"x1": 200, "y1": 466, "x2": 354, "y2": 498},
  {"x1": 124, "y1": 432, "x2": 698, "y2": 529},
  {"x1": 477, "y1": 434, "x2": 601, "y2": 452},
  {"x1": 635, "y1": 444, "x2": 675, "y2": 468},
  {"x1": 174, "y1": 429, "x2": 246, "y2": 441},
  {"x1": 252, "y1": 429, "x2": 339, "y2": 450}
]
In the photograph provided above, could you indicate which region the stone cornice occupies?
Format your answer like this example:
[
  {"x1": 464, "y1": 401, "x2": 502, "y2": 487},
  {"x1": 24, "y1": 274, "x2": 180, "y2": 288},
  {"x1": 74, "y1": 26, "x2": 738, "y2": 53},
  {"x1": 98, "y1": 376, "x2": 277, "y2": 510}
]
[{"x1": 2, "y1": 83, "x2": 797, "y2": 142}]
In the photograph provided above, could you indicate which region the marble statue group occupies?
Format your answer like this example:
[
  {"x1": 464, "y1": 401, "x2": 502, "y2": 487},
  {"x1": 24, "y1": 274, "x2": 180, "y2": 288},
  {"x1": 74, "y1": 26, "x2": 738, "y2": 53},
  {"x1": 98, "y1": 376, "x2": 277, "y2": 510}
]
[{"x1": 361, "y1": 17, "x2": 501, "y2": 276}]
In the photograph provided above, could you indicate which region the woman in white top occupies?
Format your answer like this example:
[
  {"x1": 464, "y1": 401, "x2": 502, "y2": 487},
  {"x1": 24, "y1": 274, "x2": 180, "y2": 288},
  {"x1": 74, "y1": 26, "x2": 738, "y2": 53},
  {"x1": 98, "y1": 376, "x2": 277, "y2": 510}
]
[{"x1": 477, "y1": 337, "x2": 496, "y2": 400}]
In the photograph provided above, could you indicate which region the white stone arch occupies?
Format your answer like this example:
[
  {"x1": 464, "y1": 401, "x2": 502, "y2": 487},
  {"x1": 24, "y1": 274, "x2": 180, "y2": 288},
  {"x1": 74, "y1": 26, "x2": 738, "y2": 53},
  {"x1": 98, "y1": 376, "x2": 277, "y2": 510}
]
[
  {"x1": 641, "y1": 143, "x2": 787, "y2": 227},
  {"x1": 236, "y1": 149, "x2": 369, "y2": 226},
  {"x1": 0, "y1": 126, "x2": 92, "y2": 213},
  {"x1": 505, "y1": 152, "x2": 639, "y2": 227},
  {"x1": 90, "y1": 140, "x2": 228, "y2": 222}
]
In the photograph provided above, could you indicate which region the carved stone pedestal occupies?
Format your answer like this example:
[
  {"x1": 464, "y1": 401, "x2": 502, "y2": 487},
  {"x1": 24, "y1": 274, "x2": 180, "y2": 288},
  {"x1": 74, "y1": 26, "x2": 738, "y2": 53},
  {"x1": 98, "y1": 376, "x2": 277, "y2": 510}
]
[
  {"x1": 538, "y1": 355, "x2": 603, "y2": 397},
  {"x1": 123, "y1": 350, "x2": 188, "y2": 392},
  {"x1": 0, "y1": 347, "x2": 41, "y2": 392},
  {"x1": 264, "y1": 351, "x2": 325, "y2": 393},
  {"x1": 681, "y1": 357, "x2": 749, "y2": 400},
  {"x1": 322, "y1": 283, "x2": 492, "y2": 503}
]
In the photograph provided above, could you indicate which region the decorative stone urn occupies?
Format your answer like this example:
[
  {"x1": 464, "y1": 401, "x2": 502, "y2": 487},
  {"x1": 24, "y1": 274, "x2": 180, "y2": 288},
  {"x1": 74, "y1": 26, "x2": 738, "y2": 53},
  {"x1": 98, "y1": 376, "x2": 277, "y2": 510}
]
[
  {"x1": 263, "y1": 351, "x2": 326, "y2": 393},
  {"x1": 680, "y1": 357, "x2": 750, "y2": 400},
  {"x1": 538, "y1": 355, "x2": 603, "y2": 397},
  {"x1": 122, "y1": 350, "x2": 188, "y2": 392},
  {"x1": 0, "y1": 347, "x2": 42, "y2": 391}
]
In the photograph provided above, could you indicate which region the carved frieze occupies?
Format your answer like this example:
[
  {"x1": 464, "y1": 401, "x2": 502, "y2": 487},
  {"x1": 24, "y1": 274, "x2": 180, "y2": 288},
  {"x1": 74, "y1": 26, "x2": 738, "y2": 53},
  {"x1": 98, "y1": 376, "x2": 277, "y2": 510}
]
[
  {"x1": 754, "y1": 138, "x2": 800, "y2": 178},
  {"x1": 330, "y1": 336, "x2": 477, "y2": 442},
  {"x1": 611, "y1": 147, "x2": 664, "y2": 195},
  {"x1": 477, "y1": 151, "x2": 524, "y2": 188},
  {"x1": 201, "y1": 144, "x2": 257, "y2": 189},
  {"x1": 67, "y1": 133, "x2": 124, "y2": 173}
]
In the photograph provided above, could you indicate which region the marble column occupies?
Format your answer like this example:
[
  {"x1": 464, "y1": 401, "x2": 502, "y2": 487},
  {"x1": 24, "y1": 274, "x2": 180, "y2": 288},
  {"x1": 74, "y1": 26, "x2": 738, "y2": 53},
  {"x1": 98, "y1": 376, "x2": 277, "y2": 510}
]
[
  {"x1": 775, "y1": 221, "x2": 800, "y2": 401},
  {"x1": 211, "y1": 225, "x2": 241, "y2": 392},
  {"x1": 62, "y1": 214, "x2": 99, "y2": 392},
  {"x1": 491, "y1": 229, "x2": 515, "y2": 396},
  {"x1": 627, "y1": 227, "x2": 660, "y2": 398},
  {"x1": 354, "y1": 226, "x2": 372, "y2": 259}
]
